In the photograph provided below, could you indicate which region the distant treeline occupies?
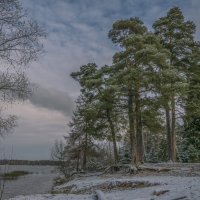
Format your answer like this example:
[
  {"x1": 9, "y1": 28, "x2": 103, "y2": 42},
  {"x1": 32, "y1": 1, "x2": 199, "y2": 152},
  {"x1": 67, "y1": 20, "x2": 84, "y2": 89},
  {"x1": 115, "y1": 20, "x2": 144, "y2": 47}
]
[{"x1": 0, "y1": 160, "x2": 60, "y2": 166}]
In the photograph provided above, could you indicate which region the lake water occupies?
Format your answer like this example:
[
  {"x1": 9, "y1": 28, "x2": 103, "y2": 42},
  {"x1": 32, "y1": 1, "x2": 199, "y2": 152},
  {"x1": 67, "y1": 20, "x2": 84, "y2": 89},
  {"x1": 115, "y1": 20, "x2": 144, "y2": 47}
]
[{"x1": 0, "y1": 165, "x2": 59, "y2": 199}]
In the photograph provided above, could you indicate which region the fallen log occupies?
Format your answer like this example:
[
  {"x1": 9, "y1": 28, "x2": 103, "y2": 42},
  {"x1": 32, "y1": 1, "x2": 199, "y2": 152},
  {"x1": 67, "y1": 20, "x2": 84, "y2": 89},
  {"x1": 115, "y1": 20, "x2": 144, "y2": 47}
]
[{"x1": 138, "y1": 165, "x2": 171, "y2": 172}]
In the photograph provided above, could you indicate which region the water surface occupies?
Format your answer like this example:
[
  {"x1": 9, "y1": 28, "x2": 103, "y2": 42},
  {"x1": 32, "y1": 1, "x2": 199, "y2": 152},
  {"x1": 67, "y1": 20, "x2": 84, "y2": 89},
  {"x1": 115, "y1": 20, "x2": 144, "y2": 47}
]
[{"x1": 0, "y1": 165, "x2": 58, "y2": 199}]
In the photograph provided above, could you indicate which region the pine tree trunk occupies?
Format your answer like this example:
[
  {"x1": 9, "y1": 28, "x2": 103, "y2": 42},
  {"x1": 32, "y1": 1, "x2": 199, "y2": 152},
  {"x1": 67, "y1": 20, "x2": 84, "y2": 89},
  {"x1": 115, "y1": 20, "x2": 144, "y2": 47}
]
[
  {"x1": 168, "y1": 50, "x2": 176, "y2": 162},
  {"x1": 128, "y1": 88, "x2": 137, "y2": 165},
  {"x1": 135, "y1": 89, "x2": 143, "y2": 164},
  {"x1": 171, "y1": 95, "x2": 176, "y2": 162},
  {"x1": 164, "y1": 100, "x2": 172, "y2": 161},
  {"x1": 128, "y1": 89, "x2": 135, "y2": 154},
  {"x1": 76, "y1": 150, "x2": 80, "y2": 171},
  {"x1": 82, "y1": 131, "x2": 88, "y2": 170},
  {"x1": 106, "y1": 109, "x2": 118, "y2": 163}
]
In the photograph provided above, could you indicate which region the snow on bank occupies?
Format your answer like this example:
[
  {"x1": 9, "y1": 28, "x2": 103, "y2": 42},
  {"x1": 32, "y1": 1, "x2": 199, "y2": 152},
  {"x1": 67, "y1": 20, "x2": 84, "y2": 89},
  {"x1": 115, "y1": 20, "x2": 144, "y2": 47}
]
[
  {"x1": 104, "y1": 176, "x2": 200, "y2": 200},
  {"x1": 9, "y1": 194, "x2": 94, "y2": 200},
  {"x1": 54, "y1": 176, "x2": 160, "y2": 193},
  {"x1": 9, "y1": 175, "x2": 200, "y2": 200}
]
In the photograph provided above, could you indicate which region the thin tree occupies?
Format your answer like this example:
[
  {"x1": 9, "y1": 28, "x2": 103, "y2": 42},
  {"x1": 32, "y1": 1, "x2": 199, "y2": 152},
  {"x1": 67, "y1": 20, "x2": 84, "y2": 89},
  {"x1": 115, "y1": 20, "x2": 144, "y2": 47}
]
[{"x1": 0, "y1": 0, "x2": 46, "y2": 135}]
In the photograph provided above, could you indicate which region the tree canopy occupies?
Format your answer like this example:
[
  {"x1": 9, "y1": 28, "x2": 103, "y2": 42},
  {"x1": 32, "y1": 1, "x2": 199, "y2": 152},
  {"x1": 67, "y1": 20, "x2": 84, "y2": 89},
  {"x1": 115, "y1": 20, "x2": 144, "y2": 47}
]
[{"x1": 61, "y1": 7, "x2": 200, "y2": 170}]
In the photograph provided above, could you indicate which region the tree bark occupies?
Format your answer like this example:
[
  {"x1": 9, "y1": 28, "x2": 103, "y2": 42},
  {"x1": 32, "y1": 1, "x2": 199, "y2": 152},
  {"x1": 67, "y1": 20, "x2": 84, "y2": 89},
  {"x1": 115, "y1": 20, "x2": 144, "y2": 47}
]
[
  {"x1": 164, "y1": 95, "x2": 176, "y2": 162},
  {"x1": 128, "y1": 88, "x2": 135, "y2": 154},
  {"x1": 128, "y1": 88, "x2": 137, "y2": 165},
  {"x1": 164, "y1": 100, "x2": 172, "y2": 161},
  {"x1": 106, "y1": 109, "x2": 118, "y2": 163},
  {"x1": 171, "y1": 95, "x2": 176, "y2": 162},
  {"x1": 76, "y1": 150, "x2": 80, "y2": 171},
  {"x1": 82, "y1": 131, "x2": 88, "y2": 170},
  {"x1": 135, "y1": 88, "x2": 143, "y2": 164}
]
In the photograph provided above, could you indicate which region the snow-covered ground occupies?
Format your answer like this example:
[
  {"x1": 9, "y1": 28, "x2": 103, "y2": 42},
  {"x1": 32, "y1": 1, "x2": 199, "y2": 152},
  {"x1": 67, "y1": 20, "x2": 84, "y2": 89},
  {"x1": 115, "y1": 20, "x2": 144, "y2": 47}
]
[
  {"x1": 7, "y1": 163, "x2": 200, "y2": 200},
  {"x1": 8, "y1": 164, "x2": 200, "y2": 200}
]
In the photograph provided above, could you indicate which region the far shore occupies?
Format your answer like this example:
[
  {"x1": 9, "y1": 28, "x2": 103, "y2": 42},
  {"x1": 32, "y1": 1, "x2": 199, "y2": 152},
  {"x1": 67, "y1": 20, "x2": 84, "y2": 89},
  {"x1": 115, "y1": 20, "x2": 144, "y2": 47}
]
[{"x1": 0, "y1": 159, "x2": 60, "y2": 166}]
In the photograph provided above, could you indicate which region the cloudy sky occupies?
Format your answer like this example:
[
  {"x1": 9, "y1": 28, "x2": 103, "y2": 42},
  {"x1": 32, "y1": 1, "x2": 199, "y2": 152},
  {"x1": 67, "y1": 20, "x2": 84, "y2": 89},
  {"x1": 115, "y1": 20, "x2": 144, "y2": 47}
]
[{"x1": 1, "y1": 0, "x2": 200, "y2": 160}]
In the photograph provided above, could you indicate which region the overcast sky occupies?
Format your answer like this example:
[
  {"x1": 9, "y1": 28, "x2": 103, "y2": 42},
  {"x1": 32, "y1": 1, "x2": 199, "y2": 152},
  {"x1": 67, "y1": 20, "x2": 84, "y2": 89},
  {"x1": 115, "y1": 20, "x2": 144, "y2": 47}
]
[{"x1": 1, "y1": 0, "x2": 200, "y2": 160}]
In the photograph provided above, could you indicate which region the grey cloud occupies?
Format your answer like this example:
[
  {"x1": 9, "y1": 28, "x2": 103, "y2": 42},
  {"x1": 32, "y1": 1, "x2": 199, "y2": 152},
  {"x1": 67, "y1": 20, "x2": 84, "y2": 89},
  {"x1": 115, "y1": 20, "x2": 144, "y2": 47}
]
[
  {"x1": 1, "y1": 102, "x2": 68, "y2": 160},
  {"x1": 29, "y1": 86, "x2": 75, "y2": 117},
  {"x1": 183, "y1": 0, "x2": 200, "y2": 40}
]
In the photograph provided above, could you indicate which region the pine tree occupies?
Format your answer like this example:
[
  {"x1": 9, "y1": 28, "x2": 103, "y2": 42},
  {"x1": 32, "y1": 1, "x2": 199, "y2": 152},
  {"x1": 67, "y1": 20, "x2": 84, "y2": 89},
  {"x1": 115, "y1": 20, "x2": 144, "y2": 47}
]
[
  {"x1": 93, "y1": 65, "x2": 126, "y2": 163},
  {"x1": 179, "y1": 118, "x2": 200, "y2": 162},
  {"x1": 153, "y1": 7, "x2": 198, "y2": 162},
  {"x1": 63, "y1": 7, "x2": 200, "y2": 168},
  {"x1": 185, "y1": 43, "x2": 200, "y2": 120},
  {"x1": 71, "y1": 63, "x2": 122, "y2": 164},
  {"x1": 108, "y1": 18, "x2": 169, "y2": 165}
]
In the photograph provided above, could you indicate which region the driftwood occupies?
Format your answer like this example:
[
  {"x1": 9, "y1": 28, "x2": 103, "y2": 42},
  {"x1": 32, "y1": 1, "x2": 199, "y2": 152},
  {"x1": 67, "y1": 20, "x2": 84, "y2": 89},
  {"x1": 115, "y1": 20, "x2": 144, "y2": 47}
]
[
  {"x1": 95, "y1": 190, "x2": 108, "y2": 200},
  {"x1": 153, "y1": 189, "x2": 169, "y2": 196},
  {"x1": 171, "y1": 196, "x2": 187, "y2": 200}
]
